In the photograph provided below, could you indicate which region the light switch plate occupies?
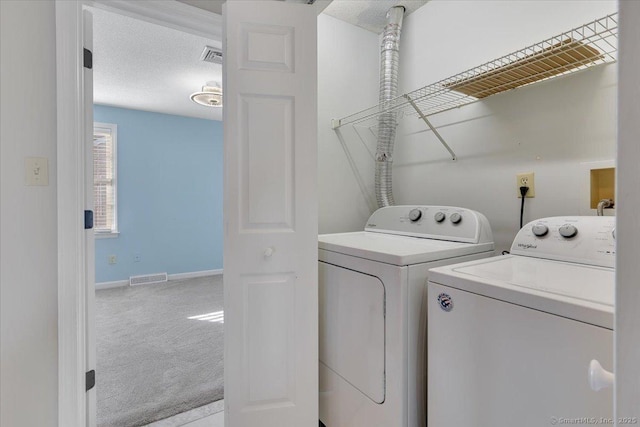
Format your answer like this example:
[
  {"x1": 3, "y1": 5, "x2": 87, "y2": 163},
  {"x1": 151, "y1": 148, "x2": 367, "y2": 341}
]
[{"x1": 25, "y1": 157, "x2": 49, "y2": 186}]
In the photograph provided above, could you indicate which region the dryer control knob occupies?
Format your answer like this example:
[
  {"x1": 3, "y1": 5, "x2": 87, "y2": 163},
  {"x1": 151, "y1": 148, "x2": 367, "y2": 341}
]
[
  {"x1": 434, "y1": 212, "x2": 446, "y2": 223},
  {"x1": 450, "y1": 213, "x2": 462, "y2": 224},
  {"x1": 532, "y1": 224, "x2": 549, "y2": 237},
  {"x1": 409, "y1": 208, "x2": 422, "y2": 222},
  {"x1": 559, "y1": 224, "x2": 578, "y2": 238}
]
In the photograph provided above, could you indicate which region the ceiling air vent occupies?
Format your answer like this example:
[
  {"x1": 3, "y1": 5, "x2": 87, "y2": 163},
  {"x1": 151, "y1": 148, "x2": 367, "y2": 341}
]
[{"x1": 200, "y1": 46, "x2": 223, "y2": 64}]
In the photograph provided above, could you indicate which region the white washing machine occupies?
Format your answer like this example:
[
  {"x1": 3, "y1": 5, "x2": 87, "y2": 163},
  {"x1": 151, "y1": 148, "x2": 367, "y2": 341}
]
[
  {"x1": 318, "y1": 205, "x2": 495, "y2": 427},
  {"x1": 427, "y1": 216, "x2": 615, "y2": 427}
]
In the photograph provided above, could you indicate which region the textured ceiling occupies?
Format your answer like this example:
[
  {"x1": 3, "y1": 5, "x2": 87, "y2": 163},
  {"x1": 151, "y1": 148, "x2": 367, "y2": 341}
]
[
  {"x1": 92, "y1": 0, "x2": 429, "y2": 121},
  {"x1": 92, "y1": 6, "x2": 223, "y2": 121},
  {"x1": 324, "y1": 0, "x2": 429, "y2": 33}
]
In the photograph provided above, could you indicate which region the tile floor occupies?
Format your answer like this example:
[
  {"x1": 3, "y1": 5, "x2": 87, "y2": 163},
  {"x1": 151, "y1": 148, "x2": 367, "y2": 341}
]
[
  {"x1": 144, "y1": 400, "x2": 224, "y2": 427},
  {"x1": 181, "y1": 411, "x2": 224, "y2": 427}
]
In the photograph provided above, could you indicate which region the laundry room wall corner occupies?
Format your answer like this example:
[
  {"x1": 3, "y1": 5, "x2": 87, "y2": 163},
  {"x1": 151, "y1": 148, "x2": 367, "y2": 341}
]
[{"x1": 318, "y1": 13, "x2": 380, "y2": 234}]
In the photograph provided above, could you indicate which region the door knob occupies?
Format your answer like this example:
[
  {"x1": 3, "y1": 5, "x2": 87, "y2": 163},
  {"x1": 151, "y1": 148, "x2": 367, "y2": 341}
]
[{"x1": 589, "y1": 359, "x2": 614, "y2": 391}]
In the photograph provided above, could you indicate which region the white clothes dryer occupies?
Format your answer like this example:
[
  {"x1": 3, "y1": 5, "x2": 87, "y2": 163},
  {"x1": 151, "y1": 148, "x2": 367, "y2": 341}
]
[
  {"x1": 427, "y1": 216, "x2": 616, "y2": 427},
  {"x1": 318, "y1": 205, "x2": 494, "y2": 427}
]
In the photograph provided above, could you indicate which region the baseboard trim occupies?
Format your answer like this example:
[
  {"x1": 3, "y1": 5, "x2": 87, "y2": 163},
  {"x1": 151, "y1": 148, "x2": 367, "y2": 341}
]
[
  {"x1": 170, "y1": 269, "x2": 223, "y2": 280},
  {"x1": 95, "y1": 269, "x2": 223, "y2": 289},
  {"x1": 95, "y1": 279, "x2": 129, "y2": 290}
]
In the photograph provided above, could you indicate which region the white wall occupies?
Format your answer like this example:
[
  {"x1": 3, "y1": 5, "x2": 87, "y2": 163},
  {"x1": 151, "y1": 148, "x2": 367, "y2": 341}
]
[
  {"x1": 616, "y1": 0, "x2": 640, "y2": 419},
  {"x1": 318, "y1": 13, "x2": 380, "y2": 233},
  {"x1": 0, "y1": 1, "x2": 59, "y2": 426},
  {"x1": 389, "y1": 0, "x2": 618, "y2": 251}
]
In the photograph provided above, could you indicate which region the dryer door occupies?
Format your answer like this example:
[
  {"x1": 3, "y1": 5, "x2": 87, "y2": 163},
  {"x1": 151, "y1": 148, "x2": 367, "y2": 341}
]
[{"x1": 319, "y1": 262, "x2": 385, "y2": 403}]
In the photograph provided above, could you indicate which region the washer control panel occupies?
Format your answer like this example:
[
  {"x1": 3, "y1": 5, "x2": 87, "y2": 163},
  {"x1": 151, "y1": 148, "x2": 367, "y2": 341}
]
[
  {"x1": 364, "y1": 205, "x2": 493, "y2": 244},
  {"x1": 511, "y1": 216, "x2": 616, "y2": 268}
]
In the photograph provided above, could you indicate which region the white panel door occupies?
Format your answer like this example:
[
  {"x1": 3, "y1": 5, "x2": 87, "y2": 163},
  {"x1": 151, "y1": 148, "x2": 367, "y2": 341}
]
[
  {"x1": 223, "y1": 1, "x2": 318, "y2": 426},
  {"x1": 83, "y1": 8, "x2": 97, "y2": 427}
]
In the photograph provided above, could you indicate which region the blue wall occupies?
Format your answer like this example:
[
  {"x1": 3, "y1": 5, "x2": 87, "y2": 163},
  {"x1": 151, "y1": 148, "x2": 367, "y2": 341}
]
[{"x1": 94, "y1": 105, "x2": 223, "y2": 283}]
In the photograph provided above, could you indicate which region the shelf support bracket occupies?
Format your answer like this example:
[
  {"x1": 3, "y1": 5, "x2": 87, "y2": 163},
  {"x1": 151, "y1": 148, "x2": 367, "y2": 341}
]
[{"x1": 404, "y1": 94, "x2": 457, "y2": 161}]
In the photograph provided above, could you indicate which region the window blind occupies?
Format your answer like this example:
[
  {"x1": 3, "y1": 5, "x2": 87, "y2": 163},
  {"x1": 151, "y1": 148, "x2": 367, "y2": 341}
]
[{"x1": 93, "y1": 124, "x2": 117, "y2": 233}]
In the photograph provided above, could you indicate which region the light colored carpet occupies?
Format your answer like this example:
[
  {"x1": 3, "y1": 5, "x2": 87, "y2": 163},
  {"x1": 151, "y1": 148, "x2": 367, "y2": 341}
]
[{"x1": 96, "y1": 275, "x2": 224, "y2": 427}]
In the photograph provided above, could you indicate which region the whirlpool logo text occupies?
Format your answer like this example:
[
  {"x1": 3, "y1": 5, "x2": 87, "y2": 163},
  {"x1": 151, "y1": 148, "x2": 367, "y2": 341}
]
[{"x1": 517, "y1": 243, "x2": 537, "y2": 249}]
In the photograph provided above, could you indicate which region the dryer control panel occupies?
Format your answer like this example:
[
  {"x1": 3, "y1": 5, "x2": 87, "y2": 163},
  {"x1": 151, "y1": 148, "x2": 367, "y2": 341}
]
[
  {"x1": 364, "y1": 205, "x2": 493, "y2": 244},
  {"x1": 511, "y1": 216, "x2": 616, "y2": 268}
]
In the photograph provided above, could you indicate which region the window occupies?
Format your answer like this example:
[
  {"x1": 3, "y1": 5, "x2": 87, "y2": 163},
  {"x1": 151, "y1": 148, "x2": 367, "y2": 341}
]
[{"x1": 93, "y1": 123, "x2": 118, "y2": 236}]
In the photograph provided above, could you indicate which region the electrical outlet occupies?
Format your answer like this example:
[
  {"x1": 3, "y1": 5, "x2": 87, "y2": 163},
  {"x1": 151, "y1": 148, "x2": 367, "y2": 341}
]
[
  {"x1": 517, "y1": 172, "x2": 535, "y2": 198},
  {"x1": 108, "y1": 255, "x2": 117, "y2": 265}
]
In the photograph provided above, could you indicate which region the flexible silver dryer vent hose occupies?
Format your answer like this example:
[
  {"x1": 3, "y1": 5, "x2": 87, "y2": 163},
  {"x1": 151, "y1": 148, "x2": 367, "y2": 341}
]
[{"x1": 375, "y1": 6, "x2": 405, "y2": 208}]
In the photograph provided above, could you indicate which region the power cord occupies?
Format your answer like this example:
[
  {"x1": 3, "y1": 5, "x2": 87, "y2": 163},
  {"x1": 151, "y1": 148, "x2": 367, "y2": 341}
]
[{"x1": 519, "y1": 186, "x2": 529, "y2": 228}]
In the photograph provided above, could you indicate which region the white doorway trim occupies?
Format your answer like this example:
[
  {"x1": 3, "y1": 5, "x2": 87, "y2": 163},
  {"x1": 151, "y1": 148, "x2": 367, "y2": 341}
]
[
  {"x1": 616, "y1": 1, "x2": 640, "y2": 419},
  {"x1": 86, "y1": 0, "x2": 223, "y2": 41},
  {"x1": 56, "y1": 2, "x2": 88, "y2": 425},
  {"x1": 55, "y1": 2, "x2": 222, "y2": 426}
]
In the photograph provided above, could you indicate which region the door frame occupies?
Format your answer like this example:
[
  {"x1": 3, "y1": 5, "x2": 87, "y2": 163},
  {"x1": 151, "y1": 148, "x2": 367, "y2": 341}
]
[
  {"x1": 55, "y1": 2, "x2": 222, "y2": 426},
  {"x1": 615, "y1": 1, "x2": 640, "y2": 421},
  {"x1": 56, "y1": 2, "x2": 88, "y2": 425}
]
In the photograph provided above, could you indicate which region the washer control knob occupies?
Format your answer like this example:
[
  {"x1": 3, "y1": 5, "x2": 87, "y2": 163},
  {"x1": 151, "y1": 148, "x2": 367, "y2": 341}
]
[
  {"x1": 409, "y1": 208, "x2": 422, "y2": 222},
  {"x1": 532, "y1": 224, "x2": 549, "y2": 237},
  {"x1": 559, "y1": 224, "x2": 578, "y2": 238},
  {"x1": 612, "y1": 228, "x2": 616, "y2": 240},
  {"x1": 450, "y1": 213, "x2": 462, "y2": 224},
  {"x1": 434, "y1": 212, "x2": 446, "y2": 223}
]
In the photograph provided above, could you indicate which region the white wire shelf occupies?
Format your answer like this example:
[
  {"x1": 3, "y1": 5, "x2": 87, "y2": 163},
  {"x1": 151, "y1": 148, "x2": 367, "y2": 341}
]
[{"x1": 331, "y1": 13, "x2": 618, "y2": 130}]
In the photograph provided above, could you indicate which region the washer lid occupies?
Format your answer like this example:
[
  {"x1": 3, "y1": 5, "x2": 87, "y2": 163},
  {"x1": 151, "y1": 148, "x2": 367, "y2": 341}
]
[
  {"x1": 318, "y1": 231, "x2": 495, "y2": 266},
  {"x1": 428, "y1": 255, "x2": 614, "y2": 329}
]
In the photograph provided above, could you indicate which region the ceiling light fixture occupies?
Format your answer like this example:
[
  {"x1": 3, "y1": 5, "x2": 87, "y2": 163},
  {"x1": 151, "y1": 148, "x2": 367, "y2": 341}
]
[{"x1": 190, "y1": 81, "x2": 222, "y2": 107}]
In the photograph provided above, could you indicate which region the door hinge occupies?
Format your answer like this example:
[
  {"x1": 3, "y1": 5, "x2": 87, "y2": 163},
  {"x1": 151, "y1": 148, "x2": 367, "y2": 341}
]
[
  {"x1": 86, "y1": 370, "x2": 96, "y2": 391},
  {"x1": 84, "y1": 210, "x2": 94, "y2": 230},
  {"x1": 83, "y1": 48, "x2": 93, "y2": 69}
]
